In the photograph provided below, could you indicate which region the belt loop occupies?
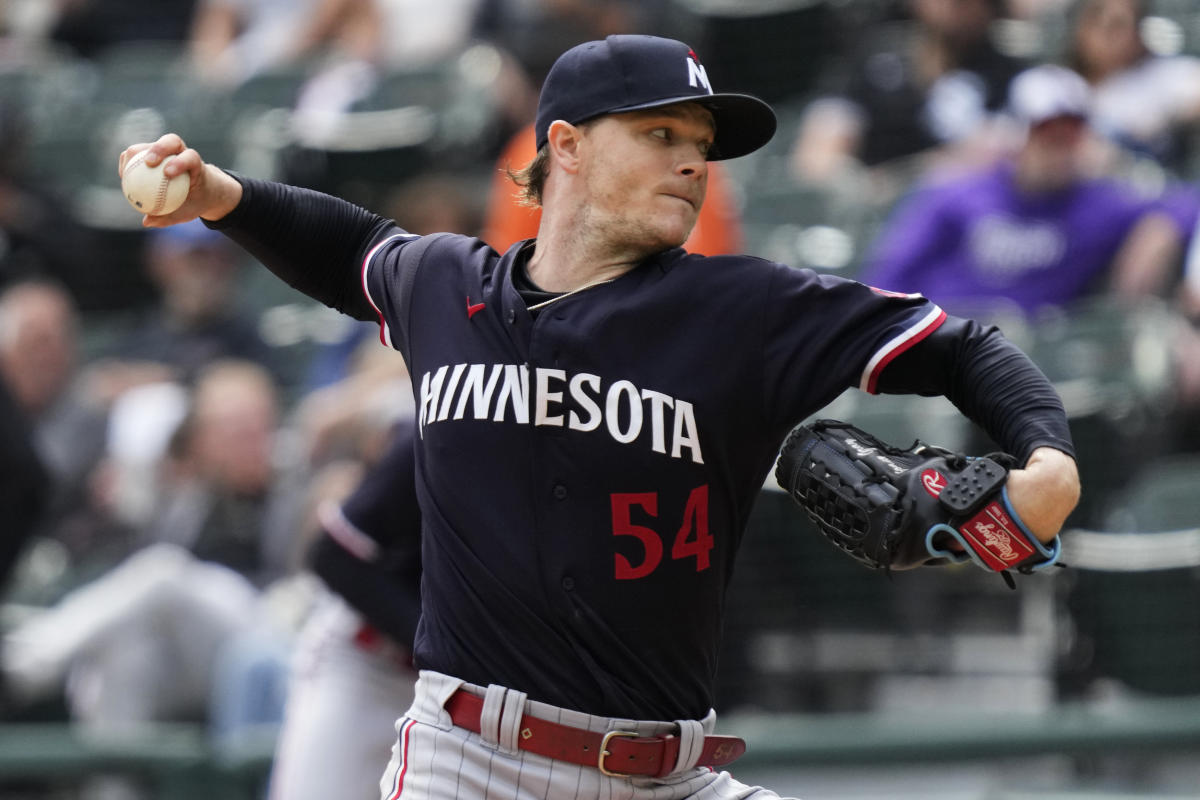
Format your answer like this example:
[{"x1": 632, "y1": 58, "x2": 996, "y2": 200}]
[
  {"x1": 669, "y1": 719, "x2": 705, "y2": 775},
  {"x1": 496, "y1": 688, "x2": 527, "y2": 755},
  {"x1": 417, "y1": 670, "x2": 461, "y2": 731},
  {"x1": 479, "y1": 685, "x2": 506, "y2": 749}
]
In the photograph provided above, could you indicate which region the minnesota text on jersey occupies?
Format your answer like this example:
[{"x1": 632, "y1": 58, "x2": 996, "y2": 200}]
[{"x1": 418, "y1": 363, "x2": 705, "y2": 464}]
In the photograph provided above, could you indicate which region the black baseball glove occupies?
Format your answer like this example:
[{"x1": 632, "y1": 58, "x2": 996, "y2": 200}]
[{"x1": 774, "y1": 419, "x2": 1061, "y2": 587}]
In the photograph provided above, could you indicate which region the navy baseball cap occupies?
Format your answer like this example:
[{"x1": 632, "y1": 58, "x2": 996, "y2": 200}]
[{"x1": 534, "y1": 35, "x2": 777, "y2": 161}]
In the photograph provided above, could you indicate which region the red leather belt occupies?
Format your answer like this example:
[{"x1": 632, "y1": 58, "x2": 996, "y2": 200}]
[{"x1": 444, "y1": 689, "x2": 746, "y2": 778}]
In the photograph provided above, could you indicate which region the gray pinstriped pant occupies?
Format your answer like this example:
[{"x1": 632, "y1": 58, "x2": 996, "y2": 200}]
[{"x1": 379, "y1": 670, "x2": 796, "y2": 800}]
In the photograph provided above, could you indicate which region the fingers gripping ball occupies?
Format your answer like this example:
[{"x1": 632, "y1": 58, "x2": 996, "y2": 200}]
[
  {"x1": 121, "y1": 151, "x2": 190, "y2": 216},
  {"x1": 774, "y1": 419, "x2": 1061, "y2": 586}
]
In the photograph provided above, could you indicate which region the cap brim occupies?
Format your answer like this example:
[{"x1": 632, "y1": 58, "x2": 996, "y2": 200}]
[
  {"x1": 605, "y1": 92, "x2": 777, "y2": 161},
  {"x1": 1026, "y1": 111, "x2": 1088, "y2": 127}
]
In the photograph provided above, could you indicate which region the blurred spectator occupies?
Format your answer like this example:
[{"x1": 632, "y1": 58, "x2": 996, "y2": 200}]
[
  {"x1": 859, "y1": 64, "x2": 1194, "y2": 317},
  {"x1": 281, "y1": 0, "x2": 486, "y2": 141},
  {"x1": 139, "y1": 360, "x2": 294, "y2": 584},
  {"x1": 43, "y1": 0, "x2": 198, "y2": 59},
  {"x1": 472, "y1": 0, "x2": 649, "y2": 87},
  {"x1": 652, "y1": 0, "x2": 845, "y2": 105},
  {"x1": 0, "y1": 280, "x2": 85, "y2": 440},
  {"x1": 384, "y1": 171, "x2": 484, "y2": 240},
  {"x1": 1064, "y1": 0, "x2": 1200, "y2": 172},
  {"x1": 191, "y1": 0, "x2": 497, "y2": 196},
  {"x1": 86, "y1": 219, "x2": 277, "y2": 403},
  {"x1": 0, "y1": 280, "x2": 115, "y2": 573},
  {"x1": 0, "y1": 357, "x2": 49, "y2": 598},
  {"x1": 189, "y1": 0, "x2": 481, "y2": 86},
  {"x1": 0, "y1": 364, "x2": 46, "y2": 722},
  {"x1": 790, "y1": 0, "x2": 1026, "y2": 187},
  {"x1": 481, "y1": 122, "x2": 744, "y2": 255},
  {"x1": 373, "y1": 0, "x2": 483, "y2": 70},
  {"x1": 0, "y1": 360, "x2": 300, "y2": 731},
  {"x1": 293, "y1": 331, "x2": 414, "y2": 468},
  {"x1": 466, "y1": 0, "x2": 665, "y2": 146},
  {"x1": 188, "y1": 0, "x2": 357, "y2": 87}
]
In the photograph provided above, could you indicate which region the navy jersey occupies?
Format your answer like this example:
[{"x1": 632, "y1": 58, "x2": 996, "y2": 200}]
[
  {"x1": 361, "y1": 233, "x2": 948, "y2": 720},
  {"x1": 212, "y1": 177, "x2": 1071, "y2": 722}
]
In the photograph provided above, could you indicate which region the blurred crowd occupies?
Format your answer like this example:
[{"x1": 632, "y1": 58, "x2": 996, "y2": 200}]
[{"x1": 1, "y1": 0, "x2": 1200, "y2": 793}]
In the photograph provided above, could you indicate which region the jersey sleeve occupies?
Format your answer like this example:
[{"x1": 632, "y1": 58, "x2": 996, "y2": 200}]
[
  {"x1": 878, "y1": 315, "x2": 1076, "y2": 462},
  {"x1": 360, "y1": 230, "x2": 469, "y2": 358},
  {"x1": 761, "y1": 264, "x2": 947, "y2": 430},
  {"x1": 361, "y1": 232, "x2": 492, "y2": 361},
  {"x1": 760, "y1": 264, "x2": 1074, "y2": 463},
  {"x1": 359, "y1": 231, "x2": 424, "y2": 352},
  {"x1": 206, "y1": 175, "x2": 394, "y2": 322}
]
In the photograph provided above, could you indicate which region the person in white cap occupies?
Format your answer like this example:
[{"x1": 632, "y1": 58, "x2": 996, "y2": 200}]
[{"x1": 862, "y1": 63, "x2": 1196, "y2": 318}]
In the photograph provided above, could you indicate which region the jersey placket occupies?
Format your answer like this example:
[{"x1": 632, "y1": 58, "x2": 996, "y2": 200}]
[{"x1": 525, "y1": 301, "x2": 585, "y2": 626}]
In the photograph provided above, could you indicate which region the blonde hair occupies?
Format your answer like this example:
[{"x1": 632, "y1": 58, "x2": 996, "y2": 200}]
[{"x1": 506, "y1": 144, "x2": 550, "y2": 207}]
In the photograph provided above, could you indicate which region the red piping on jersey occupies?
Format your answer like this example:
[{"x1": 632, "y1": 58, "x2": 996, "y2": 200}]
[
  {"x1": 386, "y1": 718, "x2": 417, "y2": 799},
  {"x1": 860, "y1": 305, "x2": 947, "y2": 394},
  {"x1": 362, "y1": 235, "x2": 407, "y2": 348}
]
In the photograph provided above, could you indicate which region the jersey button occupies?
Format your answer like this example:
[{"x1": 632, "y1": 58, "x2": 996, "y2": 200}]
[
  {"x1": 561, "y1": 576, "x2": 575, "y2": 591},
  {"x1": 553, "y1": 484, "x2": 568, "y2": 500},
  {"x1": 507, "y1": 309, "x2": 516, "y2": 324}
]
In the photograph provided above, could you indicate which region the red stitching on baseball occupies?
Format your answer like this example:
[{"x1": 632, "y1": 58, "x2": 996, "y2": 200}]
[{"x1": 153, "y1": 160, "x2": 170, "y2": 215}]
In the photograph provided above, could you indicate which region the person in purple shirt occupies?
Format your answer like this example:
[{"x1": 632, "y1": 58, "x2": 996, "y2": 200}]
[{"x1": 861, "y1": 64, "x2": 1195, "y2": 318}]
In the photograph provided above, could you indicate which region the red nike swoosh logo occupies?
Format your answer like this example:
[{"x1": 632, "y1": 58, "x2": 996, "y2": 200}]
[{"x1": 466, "y1": 297, "x2": 485, "y2": 319}]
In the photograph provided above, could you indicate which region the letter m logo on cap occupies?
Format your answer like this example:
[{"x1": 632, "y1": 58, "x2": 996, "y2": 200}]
[{"x1": 686, "y1": 49, "x2": 712, "y2": 93}]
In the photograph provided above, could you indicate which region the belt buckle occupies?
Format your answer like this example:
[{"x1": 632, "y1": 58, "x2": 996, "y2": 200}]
[{"x1": 597, "y1": 730, "x2": 639, "y2": 777}]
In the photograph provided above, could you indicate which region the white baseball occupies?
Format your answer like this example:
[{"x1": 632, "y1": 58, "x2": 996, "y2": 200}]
[{"x1": 121, "y1": 150, "x2": 190, "y2": 216}]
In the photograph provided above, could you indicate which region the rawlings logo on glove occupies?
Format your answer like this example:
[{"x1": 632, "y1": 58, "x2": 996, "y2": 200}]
[{"x1": 774, "y1": 419, "x2": 1061, "y2": 587}]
